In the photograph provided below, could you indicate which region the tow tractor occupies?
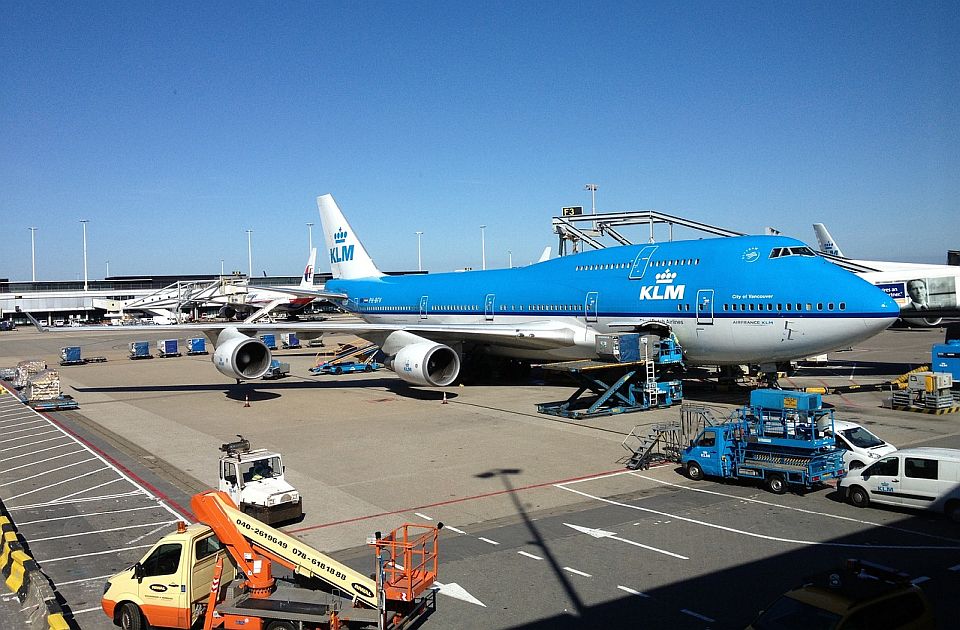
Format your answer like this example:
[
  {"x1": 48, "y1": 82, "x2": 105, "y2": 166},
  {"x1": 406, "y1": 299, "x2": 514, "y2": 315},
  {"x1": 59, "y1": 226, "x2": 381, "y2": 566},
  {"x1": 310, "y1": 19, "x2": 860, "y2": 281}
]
[
  {"x1": 102, "y1": 490, "x2": 440, "y2": 630},
  {"x1": 681, "y1": 389, "x2": 846, "y2": 494},
  {"x1": 218, "y1": 436, "x2": 303, "y2": 525}
]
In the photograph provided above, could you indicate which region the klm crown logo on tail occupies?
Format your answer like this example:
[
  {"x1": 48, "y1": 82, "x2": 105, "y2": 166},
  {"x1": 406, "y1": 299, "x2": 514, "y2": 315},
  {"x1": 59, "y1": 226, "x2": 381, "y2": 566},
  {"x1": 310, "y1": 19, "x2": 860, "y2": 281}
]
[
  {"x1": 330, "y1": 227, "x2": 354, "y2": 264},
  {"x1": 639, "y1": 269, "x2": 685, "y2": 300}
]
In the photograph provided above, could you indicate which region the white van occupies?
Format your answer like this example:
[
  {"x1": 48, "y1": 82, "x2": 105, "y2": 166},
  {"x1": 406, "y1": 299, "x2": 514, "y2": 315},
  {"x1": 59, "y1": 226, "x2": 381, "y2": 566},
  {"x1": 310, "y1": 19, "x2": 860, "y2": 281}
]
[
  {"x1": 838, "y1": 447, "x2": 960, "y2": 522},
  {"x1": 823, "y1": 420, "x2": 896, "y2": 471}
]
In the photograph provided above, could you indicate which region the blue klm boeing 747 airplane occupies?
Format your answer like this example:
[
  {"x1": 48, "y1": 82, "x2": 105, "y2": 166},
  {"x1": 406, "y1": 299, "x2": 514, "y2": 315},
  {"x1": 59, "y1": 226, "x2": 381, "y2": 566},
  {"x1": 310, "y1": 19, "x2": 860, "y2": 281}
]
[
  {"x1": 303, "y1": 194, "x2": 899, "y2": 387},
  {"x1": 33, "y1": 194, "x2": 899, "y2": 387}
]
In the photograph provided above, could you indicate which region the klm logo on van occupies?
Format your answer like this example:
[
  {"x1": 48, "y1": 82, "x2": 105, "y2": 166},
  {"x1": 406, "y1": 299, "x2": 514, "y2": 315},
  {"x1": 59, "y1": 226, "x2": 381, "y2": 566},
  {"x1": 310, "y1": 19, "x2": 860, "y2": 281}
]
[
  {"x1": 639, "y1": 270, "x2": 685, "y2": 301},
  {"x1": 330, "y1": 227, "x2": 354, "y2": 264}
]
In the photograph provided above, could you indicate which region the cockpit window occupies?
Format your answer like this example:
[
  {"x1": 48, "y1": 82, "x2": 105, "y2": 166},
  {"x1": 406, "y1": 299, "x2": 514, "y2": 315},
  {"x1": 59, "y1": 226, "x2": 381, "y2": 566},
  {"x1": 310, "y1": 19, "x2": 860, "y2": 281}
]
[{"x1": 769, "y1": 246, "x2": 817, "y2": 259}]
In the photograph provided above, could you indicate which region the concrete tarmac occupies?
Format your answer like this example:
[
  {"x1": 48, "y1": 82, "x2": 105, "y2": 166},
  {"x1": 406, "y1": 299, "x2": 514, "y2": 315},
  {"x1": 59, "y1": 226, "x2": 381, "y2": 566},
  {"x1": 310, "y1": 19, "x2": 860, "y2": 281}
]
[{"x1": 1, "y1": 325, "x2": 958, "y2": 629}]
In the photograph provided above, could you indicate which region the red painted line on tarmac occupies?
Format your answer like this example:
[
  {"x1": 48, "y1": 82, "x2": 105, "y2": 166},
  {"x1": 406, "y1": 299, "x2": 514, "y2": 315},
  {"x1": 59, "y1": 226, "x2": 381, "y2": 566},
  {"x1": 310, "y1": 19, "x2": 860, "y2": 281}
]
[
  {"x1": 0, "y1": 382, "x2": 197, "y2": 522},
  {"x1": 287, "y1": 468, "x2": 625, "y2": 534}
]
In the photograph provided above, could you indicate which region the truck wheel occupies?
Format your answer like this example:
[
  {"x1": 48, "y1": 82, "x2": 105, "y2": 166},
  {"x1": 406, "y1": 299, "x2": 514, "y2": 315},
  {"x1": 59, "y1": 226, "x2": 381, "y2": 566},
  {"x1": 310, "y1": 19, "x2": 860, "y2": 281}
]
[
  {"x1": 333, "y1": 366, "x2": 343, "y2": 375},
  {"x1": 766, "y1": 474, "x2": 786, "y2": 495},
  {"x1": 686, "y1": 461, "x2": 704, "y2": 481},
  {"x1": 119, "y1": 603, "x2": 146, "y2": 630},
  {"x1": 849, "y1": 486, "x2": 870, "y2": 508},
  {"x1": 266, "y1": 622, "x2": 296, "y2": 630},
  {"x1": 365, "y1": 364, "x2": 373, "y2": 372},
  {"x1": 944, "y1": 501, "x2": 960, "y2": 523}
]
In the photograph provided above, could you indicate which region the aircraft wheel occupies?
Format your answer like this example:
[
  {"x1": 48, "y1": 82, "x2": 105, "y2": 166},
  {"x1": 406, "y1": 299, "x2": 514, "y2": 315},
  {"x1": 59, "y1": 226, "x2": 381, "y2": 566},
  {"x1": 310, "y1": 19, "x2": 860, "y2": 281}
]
[
  {"x1": 119, "y1": 603, "x2": 147, "y2": 630},
  {"x1": 766, "y1": 474, "x2": 787, "y2": 495},
  {"x1": 686, "y1": 461, "x2": 704, "y2": 481},
  {"x1": 849, "y1": 486, "x2": 870, "y2": 508}
]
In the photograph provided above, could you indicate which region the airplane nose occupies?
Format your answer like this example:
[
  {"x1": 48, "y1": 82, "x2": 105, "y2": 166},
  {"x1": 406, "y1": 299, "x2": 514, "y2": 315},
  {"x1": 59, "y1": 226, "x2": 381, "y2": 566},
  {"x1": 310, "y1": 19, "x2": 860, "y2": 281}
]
[{"x1": 864, "y1": 285, "x2": 899, "y2": 333}]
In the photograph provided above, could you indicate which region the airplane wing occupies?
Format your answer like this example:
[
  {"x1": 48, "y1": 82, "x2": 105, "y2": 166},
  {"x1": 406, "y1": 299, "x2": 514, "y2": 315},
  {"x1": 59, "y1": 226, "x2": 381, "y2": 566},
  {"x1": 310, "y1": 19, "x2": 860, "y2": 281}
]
[{"x1": 27, "y1": 316, "x2": 578, "y2": 351}]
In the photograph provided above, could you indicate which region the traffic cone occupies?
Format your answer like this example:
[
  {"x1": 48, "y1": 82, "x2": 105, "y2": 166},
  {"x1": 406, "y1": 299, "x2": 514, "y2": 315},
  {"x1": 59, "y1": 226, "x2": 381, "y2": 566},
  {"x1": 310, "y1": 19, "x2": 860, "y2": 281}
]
[
  {"x1": 441, "y1": 391, "x2": 448, "y2": 405},
  {"x1": 244, "y1": 394, "x2": 250, "y2": 408}
]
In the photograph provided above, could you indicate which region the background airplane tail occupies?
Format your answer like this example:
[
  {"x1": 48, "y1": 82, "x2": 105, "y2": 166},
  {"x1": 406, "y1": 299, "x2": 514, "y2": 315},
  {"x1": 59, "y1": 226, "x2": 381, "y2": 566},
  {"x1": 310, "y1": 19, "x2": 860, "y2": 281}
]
[
  {"x1": 300, "y1": 248, "x2": 317, "y2": 288},
  {"x1": 317, "y1": 194, "x2": 383, "y2": 280},
  {"x1": 813, "y1": 223, "x2": 845, "y2": 257}
]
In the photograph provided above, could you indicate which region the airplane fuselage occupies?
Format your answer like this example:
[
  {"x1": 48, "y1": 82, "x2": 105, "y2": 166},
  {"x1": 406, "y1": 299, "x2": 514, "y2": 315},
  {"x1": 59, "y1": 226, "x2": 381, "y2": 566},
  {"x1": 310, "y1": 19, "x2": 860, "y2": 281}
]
[{"x1": 326, "y1": 235, "x2": 898, "y2": 365}]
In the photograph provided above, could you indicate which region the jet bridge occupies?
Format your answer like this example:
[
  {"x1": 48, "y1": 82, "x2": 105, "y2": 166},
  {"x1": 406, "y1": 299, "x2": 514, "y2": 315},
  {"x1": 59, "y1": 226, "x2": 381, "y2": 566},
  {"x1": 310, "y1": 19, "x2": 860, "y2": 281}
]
[{"x1": 552, "y1": 209, "x2": 745, "y2": 256}]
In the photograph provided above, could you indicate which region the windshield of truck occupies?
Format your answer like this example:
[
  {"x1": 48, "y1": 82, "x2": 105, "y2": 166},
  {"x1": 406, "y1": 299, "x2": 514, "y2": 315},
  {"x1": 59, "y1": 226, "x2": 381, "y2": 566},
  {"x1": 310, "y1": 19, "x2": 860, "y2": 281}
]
[
  {"x1": 841, "y1": 426, "x2": 885, "y2": 448},
  {"x1": 241, "y1": 456, "x2": 281, "y2": 482},
  {"x1": 751, "y1": 595, "x2": 841, "y2": 630}
]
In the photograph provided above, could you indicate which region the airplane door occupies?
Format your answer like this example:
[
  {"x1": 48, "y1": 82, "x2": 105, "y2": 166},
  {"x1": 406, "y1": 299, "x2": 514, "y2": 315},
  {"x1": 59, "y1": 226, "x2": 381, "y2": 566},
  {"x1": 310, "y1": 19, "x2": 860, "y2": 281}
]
[
  {"x1": 484, "y1": 293, "x2": 495, "y2": 321},
  {"x1": 419, "y1": 295, "x2": 429, "y2": 320},
  {"x1": 585, "y1": 292, "x2": 599, "y2": 323},
  {"x1": 696, "y1": 289, "x2": 714, "y2": 325},
  {"x1": 628, "y1": 245, "x2": 659, "y2": 280}
]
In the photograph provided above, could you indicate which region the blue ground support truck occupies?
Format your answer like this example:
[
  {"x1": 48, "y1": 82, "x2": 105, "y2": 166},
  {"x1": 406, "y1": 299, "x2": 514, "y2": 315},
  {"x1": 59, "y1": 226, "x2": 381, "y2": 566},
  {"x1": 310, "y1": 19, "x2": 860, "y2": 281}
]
[{"x1": 681, "y1": 390, "x2": 846, "y2": 494}]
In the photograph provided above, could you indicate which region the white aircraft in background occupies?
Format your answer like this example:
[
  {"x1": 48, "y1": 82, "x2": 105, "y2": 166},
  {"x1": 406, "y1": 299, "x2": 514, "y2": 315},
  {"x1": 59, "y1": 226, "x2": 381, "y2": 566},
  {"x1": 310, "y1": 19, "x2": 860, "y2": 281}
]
[{"x1": 813, "y1": 223, "x2": 960, "y2": 326}]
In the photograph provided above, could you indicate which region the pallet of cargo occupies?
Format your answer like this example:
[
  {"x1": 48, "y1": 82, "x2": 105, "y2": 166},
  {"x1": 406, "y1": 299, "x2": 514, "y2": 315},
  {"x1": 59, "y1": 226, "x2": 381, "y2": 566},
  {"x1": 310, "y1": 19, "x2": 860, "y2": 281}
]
[{"x1": 186, "y1": 338, "x2": 208, "y2": 355}]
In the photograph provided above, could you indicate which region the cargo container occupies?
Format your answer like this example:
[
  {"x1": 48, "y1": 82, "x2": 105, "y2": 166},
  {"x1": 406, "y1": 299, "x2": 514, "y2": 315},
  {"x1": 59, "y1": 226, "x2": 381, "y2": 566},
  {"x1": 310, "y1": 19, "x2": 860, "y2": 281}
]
[
  {"x1": 595, "y1": 333, "x2": 641, "y2": 362},
  {"x1": 158, "y1": 339, "x2": 181, "y2": 358},
  {"x1": 259, "y1": 334, "x2": 277, "y2": 350},
  {"x1": 186, "y1": 337, "x2": 208, "y2": 355},
  {"x1": 60, "y1": 346, "x2": 83, "y2": 365},
  {"x1": 129, "y1": 341, "x2": 153, "y2": 360},
  {"x1": 281, "y1": 332, "x2": 300, "y2": 349}
]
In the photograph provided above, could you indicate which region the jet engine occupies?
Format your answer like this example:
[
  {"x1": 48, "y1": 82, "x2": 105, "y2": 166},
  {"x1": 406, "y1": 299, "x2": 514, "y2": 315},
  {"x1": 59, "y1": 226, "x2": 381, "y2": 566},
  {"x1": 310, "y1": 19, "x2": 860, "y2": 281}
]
[
  {"x1": 213, "y1": 327, "x2": 272, "y2": 380},
  {"x1": 387, "y1": 341, "x2": 461, "y2": 387},
  {"x1": 218, "y1": 306, "x2": 237, "y2": 320},
  {"x1": 904, "y1": 315, "x2": 943, "y2": 327}
]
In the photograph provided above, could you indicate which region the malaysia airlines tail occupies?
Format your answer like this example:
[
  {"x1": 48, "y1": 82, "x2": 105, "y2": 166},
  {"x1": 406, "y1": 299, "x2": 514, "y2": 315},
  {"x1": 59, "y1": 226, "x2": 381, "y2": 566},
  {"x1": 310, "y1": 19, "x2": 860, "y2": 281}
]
[
  {"x1": 300, "y1": 248, "x2": 317, "y2": 288},
  {"x1": 317, "y1": 194, "x2": 383, "y2": 280},
  {"x1": 813, "y1": 223, "x2": 845, "y2": 258}
]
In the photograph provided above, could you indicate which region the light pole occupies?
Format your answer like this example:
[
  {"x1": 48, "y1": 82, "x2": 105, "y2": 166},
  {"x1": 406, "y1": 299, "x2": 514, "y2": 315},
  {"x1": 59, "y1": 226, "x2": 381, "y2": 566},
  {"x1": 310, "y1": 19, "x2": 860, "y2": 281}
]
[
  {"x1": 306, "y1": 222, "x2": 314, "y2": 255},
  {"x1": 584, "y1": 183, "x2": 598, "y2": 214},
  {"x1": 220, "y1": 259, "x2": 225, "y2": 278},
  {"x1": 508, "y1": 250, "x2": 512, "y2": 269},
  {"x1": 415, "y1": 231, "x2": 423, "y2": 271},
  {"x1": 245, "y1": 230, "x2": 253, "y2": 278},
  {"x1": 80, "y1": 220, "x2": 89, "y2": 291},
  {"x1": 480, "y1": 225, "x2": 487, "y2": 271},
  {"x1": 28, "y1": 227, "x2": 37, "y2": 282},
  {"x1": 105, "y1": 260, "x2": 110, "y2": 278}
]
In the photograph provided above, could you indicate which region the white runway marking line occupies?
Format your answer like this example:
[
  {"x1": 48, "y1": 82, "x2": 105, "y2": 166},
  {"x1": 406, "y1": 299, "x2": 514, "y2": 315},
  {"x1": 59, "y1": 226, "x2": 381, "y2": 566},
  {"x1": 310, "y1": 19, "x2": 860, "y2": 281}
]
[
  {"x1": 444, "y1": 525, "x2": 466, "y2": 534},
  {"x1": 0, "y1": 443, "x2": 79, "y2": 461},
  {"x1": 0, "y1": 430, "x2": 63, "y2": 453},
  {"x1": 68, "y1": 606, "x2": 103, "y2": 615},
  {"x1": 18, "y1": 505, "x2": 167, "y2": 526},
  {"x1": 0, "y1": 425, "x2": 56, "y2": 438},
  {"x1": 0, "y1": 417, "x2": 45, "y2": 428},
  {"x1": 517, "y1": 551, "x2": 543, "y2": 560},
  {"x1": 616, "y1": 585, "x2": 650, "y2": 598},
  {"x1": 52, "y1": 477, "x2": 124, "y2": 503},
  {"x1": 55, "y1": 574, "x2": 114, "y2": 587},
  {"x1": 8, "y1": 490, "x2": 146, "y2": 511},
  {"x1": 563, "y1": 567, "x2": 592, "y2": 577},
  {"x1": 5, "y1": 467, "x2": 111, "y2": 501},
  {"x1": 0, "y1": 456, "x2": 98, "y2": 487},
  {"x1": 43, "y1": 544, "x2": 155, "y2": 564},
  {"x1": 477, "y1": 537, "x2": 500, "y2": 546},
  {"x1": 127, "y1": 522, "x2": 178, "y2": 545},
  {"x1": 414, "y1": 512, "x2": 433, "y2": 520},
  {"x1": 682, "y1": 609, "x2": 715, "y2": 623},
  {"x1": 30, "y1": 521, "x2": 178, "y2": 543},
  {"x1": 3, "y1": 449, "x2": 86, "y2": 474},
  {"x1": 556, "y1": 477, "x2": 960, "y2": 551},
  {"x1": 563, "y1": 523, "x2": 688, "y2": 560},
  {"x1": 630, "y1": 473, "x2": 960, "y2": 545}
]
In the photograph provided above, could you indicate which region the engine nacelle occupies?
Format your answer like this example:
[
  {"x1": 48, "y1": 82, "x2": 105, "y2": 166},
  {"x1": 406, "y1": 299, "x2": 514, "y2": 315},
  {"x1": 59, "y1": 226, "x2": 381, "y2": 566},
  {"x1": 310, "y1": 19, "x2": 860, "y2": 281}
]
[
  {"x1": 387, "y1": 341, "x2": 460, "y2": 387},
  {"x1": 213, "y1": 327, "x2": 272, "y2": 380},
  {"x1": 904, "y1": 315, "x2": 943, "y2": 327}
]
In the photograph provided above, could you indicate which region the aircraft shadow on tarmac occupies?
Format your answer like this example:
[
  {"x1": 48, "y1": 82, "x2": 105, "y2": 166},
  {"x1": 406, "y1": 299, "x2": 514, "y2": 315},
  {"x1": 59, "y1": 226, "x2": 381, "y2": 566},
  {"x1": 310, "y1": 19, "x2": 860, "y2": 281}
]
[
  {"x1": 69, "y1": 378, "x2": 461, "y2": 403},
  {"x1": 473, "y1": 465, "x2": 958, "y2": 630},
  {"x1": 793, "y1": 359, "x2": 925, "y2": 378}
]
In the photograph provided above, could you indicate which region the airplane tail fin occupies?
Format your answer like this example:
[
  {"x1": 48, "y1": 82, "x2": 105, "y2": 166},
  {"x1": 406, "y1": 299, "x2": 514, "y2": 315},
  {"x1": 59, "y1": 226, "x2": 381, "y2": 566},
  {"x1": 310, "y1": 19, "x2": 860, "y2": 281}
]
[
  {"x1": 300, "y1": 248, "x2": 317, "y2": 288},
  {"x1": 813, "y1": 223, "x2": 845, "y2": 257},
  {"x1": 317, "y1": 194, "x2": 383, "y2": 280},
  {"x1": 537, "y1": 246, "x2": 552, "y2": 263}
]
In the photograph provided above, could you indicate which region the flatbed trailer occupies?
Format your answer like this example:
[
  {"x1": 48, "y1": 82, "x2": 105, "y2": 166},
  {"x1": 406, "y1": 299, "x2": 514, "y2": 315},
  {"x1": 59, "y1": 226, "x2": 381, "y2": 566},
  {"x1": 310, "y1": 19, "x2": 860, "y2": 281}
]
[{"x1": 23, "y1": 394, "x2": 79, "y2": 411}]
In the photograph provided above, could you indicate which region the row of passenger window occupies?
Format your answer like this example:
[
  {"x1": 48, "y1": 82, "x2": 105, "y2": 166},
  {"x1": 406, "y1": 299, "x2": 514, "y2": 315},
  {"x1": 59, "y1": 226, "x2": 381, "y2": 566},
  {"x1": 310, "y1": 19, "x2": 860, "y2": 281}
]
[
  {"x1": 574, "y1": 258, "x2": 701, "y2": 272},
  {"x1": 719, "y1": 302, "x2": 847, "y2": 312}
]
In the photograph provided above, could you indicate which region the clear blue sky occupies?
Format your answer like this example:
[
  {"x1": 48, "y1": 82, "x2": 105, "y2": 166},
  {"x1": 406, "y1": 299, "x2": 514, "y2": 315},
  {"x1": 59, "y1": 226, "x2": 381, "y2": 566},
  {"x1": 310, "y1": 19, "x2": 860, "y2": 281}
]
[{"x1": 2, "y1": 1, "x2": 958, "y2": 281}]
